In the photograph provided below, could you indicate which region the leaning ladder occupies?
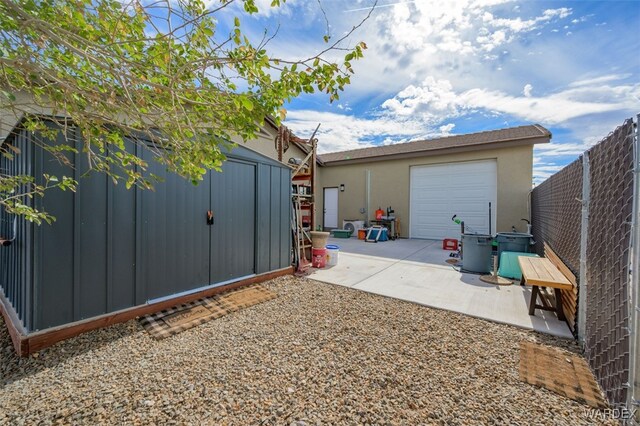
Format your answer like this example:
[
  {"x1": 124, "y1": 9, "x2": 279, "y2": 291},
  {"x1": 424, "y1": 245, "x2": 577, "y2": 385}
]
[{"x1": 292, "y1": 196, "x2": 311, "y2": 271}]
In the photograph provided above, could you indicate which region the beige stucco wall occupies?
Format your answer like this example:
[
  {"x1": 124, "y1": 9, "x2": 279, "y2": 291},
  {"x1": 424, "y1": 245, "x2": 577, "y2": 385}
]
[
  {"x1": 240, "y1": 130, "x2": 308, "y2": 164},
  {"x1": 316, "y1": 144, "x2": 534, "y2": 237}
]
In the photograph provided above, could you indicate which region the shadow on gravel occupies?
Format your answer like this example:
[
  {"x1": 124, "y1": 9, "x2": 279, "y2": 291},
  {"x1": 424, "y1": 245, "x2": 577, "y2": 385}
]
[{"x1": 0, "y1": 317, "x2": 140, "y2": 387}]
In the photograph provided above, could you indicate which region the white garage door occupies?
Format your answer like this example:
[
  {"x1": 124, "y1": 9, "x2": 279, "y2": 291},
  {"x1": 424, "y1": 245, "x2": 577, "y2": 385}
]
[{"x1": 410, "y1": 160, "x2": 497, "y2": 240}]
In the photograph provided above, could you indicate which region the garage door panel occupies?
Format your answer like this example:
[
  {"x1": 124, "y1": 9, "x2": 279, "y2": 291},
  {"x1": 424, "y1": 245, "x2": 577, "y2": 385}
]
[{"x1": 410, "y1": 160, "x2": 497, "y2": 240}]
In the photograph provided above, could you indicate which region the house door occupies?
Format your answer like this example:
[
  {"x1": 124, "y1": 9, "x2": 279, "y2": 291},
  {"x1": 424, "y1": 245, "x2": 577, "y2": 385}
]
[
  {"x1": 210, "y1": 160, "x2": 256, "y2": 284},
  {"x1": 323, "y1": 187, "x2": 339, "y2": 228}
]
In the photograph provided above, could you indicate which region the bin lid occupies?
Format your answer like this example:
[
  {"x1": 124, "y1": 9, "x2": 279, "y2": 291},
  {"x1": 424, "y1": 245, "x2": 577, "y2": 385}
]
[{"x1": 496, "y1": 232, "x2": 533, "y2": 238}]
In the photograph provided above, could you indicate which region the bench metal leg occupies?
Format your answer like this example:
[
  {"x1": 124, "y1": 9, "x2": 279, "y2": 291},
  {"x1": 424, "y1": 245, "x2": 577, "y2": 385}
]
[
  {"x1": 554, "y1": 288, "x2": 565, "y2": 321},
  {"x1": 529, "y1": 285, "x2": 538, "y2": 316}
]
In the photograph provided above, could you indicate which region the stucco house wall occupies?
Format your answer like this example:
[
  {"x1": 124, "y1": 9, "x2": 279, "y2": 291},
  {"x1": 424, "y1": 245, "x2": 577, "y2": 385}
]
[
  {"x1": 242, "y1": 132, "x2": 308, "y2": 164},
  {"x1": 316, "y1": 144, "x2": 534, "y2": 237}
]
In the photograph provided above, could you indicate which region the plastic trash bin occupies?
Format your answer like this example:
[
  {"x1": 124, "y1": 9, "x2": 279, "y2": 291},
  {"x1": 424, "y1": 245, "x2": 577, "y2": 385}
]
[
  {"x1": 496, "y1": 232, "x2": 533, "y2": 258},
  {"x1": 461, "y1": 233, "x2": 493, "y2": 273},
  {"x1": 497, "y1": 251, "x2": 539, "y2": 280}
]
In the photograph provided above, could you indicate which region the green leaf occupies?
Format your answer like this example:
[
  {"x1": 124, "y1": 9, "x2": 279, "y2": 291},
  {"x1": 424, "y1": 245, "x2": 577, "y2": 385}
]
[
  {"x1": 0, "y1": 0, "x2": 364, "y2": 224},
  {"x1": 241, "y1": 97, "x2": 254, "y2": 111},
  {"x1": 1, "y1": 90, "x2": 16, "y2": 102}
]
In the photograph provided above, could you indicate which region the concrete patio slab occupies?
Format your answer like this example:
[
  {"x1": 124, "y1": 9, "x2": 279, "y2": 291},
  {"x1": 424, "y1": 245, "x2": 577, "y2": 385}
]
[
  {"x1": 310, "y1": 237, "x2": 573, "y2": 339},
  {"x1": 309, "y1": 252, "x2": 396, "y2": 287}
]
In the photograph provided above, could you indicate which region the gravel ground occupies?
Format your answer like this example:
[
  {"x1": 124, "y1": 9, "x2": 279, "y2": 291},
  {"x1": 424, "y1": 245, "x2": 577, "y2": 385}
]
[{"x1": 1, "y1": 276, "x2": 613, "y2": 425}]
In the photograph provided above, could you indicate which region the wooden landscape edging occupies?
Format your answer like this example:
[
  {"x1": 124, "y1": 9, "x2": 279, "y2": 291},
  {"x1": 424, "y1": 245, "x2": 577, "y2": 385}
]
[
  {"x1": 1, "y1": 266, "x2": 293, "y2": 357},
  {"x1": 0, "y1": 289, "x2": 29, "y2": 355}
]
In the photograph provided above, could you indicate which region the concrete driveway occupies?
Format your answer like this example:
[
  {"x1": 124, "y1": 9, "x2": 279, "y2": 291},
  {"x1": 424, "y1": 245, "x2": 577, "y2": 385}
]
[{"x1": 310, "y1": 237, "x2": 573, "y2": 338}]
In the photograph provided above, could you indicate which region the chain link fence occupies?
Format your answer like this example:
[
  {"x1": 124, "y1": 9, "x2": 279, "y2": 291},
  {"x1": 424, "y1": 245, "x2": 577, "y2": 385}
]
[
  {"x1": 531, "y1": 118, "x2": 636, "y2": 411},
  {"x1": 531, "y1": 157, "x2": 582, "y2": 332},
  {"x1": 585, "y1": 119, "x2": 635, "y2": 410}
]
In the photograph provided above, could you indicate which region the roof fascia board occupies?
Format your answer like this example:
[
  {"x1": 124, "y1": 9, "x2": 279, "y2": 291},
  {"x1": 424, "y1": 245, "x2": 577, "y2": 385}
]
[{"x1": 320, "y1": 136, "x2": 549, "y2": 166}]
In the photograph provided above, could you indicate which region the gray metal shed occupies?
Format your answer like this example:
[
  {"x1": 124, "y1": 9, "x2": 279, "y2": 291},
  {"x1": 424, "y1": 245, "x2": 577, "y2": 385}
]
[{"x1": 0, "y1": 118, "x2": 291, "y2": 339}]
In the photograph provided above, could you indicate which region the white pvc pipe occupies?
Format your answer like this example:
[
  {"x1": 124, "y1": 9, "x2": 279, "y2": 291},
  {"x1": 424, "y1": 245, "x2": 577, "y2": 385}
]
[{"x1": 366, "y1": 169, "x2": 371, "y2": 225}]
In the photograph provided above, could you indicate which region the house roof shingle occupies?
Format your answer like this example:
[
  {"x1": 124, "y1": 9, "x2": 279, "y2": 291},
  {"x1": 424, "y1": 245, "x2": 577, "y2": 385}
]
[{"x1": 318, "y1": 124, "x2": 551, "y2": 164}]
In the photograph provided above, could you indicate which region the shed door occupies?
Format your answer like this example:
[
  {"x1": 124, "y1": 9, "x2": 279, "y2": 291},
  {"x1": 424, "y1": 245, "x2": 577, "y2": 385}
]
[
  {"x1": 409, "y1": 160, "x2": 497, "y2": 240},
  {"x1": 210, "y1": 161, "x2": 256, "y2": 283},
  {"x1": 142, "y1": 164, "x2": 211, "y2": 301}
]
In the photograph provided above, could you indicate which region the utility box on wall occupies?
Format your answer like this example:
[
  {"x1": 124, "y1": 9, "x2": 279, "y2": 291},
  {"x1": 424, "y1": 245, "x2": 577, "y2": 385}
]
[{"x1": 0, "y1": 119, "x2": 291, "y2": 334}]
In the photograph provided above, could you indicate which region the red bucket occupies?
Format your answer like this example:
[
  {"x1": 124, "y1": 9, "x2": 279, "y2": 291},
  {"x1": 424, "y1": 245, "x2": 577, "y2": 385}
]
[{"x1": 312, "y1": 248, "x2": 327, "y2": 268}]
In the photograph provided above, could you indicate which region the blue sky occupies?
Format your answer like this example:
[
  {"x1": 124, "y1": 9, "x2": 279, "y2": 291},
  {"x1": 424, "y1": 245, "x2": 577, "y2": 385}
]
[{"x1": 232, "y1": 0, "x2": 639, "y2": 184}]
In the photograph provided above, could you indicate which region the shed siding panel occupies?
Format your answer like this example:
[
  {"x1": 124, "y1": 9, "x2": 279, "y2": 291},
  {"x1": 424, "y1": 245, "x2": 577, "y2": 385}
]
[
  {"x1": 269, "y1": 167, "x2": 281, "y2": 270},
  {"x1": 279, "y1": 167, "x2": 291, "y2": 268},
  {"x1": 36, "y1": 131, "x2": 75, "y2": 330},
  {"x1": 0, "y1": 128, "x2": 34, "y2": 330},
  {"x1": 77, "y1": 157, "x2": 108, "y2": 320},
  {"x1": 255, "y1": 163, "x2": 271, "y2": 274},
  {"x1": 110, "y1": 141, "x2": 137, "y2": 310}
]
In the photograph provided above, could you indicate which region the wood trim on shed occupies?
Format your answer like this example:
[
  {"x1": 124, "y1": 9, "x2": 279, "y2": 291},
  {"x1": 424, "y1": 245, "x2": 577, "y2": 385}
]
[
  {"x1": 0, "y1": 288, "x2": 29, "y2": 355},
  {"x1": 1, "y1": 266, "x2": 293, "y2": 357}
]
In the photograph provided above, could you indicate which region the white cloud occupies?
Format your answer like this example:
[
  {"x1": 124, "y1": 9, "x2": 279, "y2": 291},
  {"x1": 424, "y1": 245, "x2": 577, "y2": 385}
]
[
  {"x1": 290, "y1": 72, "x2": 638, "y2": 179},
  {"x1": 480, "y1": 7, "x2": 572, "y2": 35},
  {"x1": 286, "y1": 73, "x2": 637, "y2": 160},
  {"x1": 381, "y1": 77, "x2": 460, "y2": 121},
  {"x1": 439, "y1": 123, "x2": 456, "y2": 134},
  {"x1": 543, "y1": 8, "x2": 572, "y2": 19},
  {"x1": 294, "y1": 0, "x2": 580, "y2": 101},
  {"x1": 569, "y1": 74, "x2": 631, "y2": 87},
  {"x1": 380, "y1": 75, "x2": 639, "y2": 125},
  {"x1": 535, "y1": 141, "x2": 596, "y2": 157},
  {"x1": 284, "y1": 110, "x2": 425, "y2": 154}
]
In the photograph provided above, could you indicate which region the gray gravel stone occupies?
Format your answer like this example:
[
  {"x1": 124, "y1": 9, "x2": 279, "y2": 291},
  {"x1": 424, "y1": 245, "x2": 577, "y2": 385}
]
[{"x1": 0, "y1": 276, "x2": 613, "y2": 425}]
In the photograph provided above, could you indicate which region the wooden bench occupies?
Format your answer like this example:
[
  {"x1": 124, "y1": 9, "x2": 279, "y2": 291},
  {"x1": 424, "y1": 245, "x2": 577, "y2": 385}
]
[{"x1": 518, "y1": 256, "x2": 573, "y2": 321}]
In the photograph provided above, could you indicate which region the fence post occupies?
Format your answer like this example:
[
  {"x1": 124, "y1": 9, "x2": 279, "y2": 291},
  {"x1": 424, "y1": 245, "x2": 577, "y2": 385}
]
[
  {"x1": 629, "y1": 114, "x2": 640, "y2": 419},
  {"x1": 578, "y1": 152, "x2": 590, "y2": 344}
]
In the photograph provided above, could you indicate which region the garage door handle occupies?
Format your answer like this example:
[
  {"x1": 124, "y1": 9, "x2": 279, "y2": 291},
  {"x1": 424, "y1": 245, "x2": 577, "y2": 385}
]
[{"x1": 207, "y1": 210, "x2": 214, "y2": 225}]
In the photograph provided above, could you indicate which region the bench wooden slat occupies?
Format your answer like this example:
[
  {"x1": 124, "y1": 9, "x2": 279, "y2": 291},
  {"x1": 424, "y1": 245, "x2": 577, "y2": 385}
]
[
  {"x1": 544, "y1": 243, "x2": 577, "y2": 286},
  {"x1": 518, "y1": 257, "x2": 573, "y2": 290}
]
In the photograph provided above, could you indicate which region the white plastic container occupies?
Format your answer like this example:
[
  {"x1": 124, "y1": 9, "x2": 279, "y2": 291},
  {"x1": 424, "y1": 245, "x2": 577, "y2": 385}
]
[{"x1": 325, "y1": 244, "x2": 340, "y2": 267}]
